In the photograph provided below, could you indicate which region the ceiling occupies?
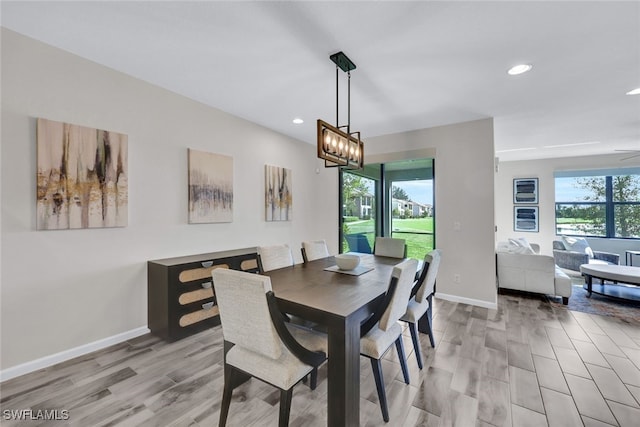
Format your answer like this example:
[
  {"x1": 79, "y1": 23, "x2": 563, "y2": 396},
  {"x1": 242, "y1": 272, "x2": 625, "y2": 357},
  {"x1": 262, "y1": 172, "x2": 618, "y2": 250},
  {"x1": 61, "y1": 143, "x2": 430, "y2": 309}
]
[{"x1": 2, "y1": 1, "x2": 639, "y2": 162}]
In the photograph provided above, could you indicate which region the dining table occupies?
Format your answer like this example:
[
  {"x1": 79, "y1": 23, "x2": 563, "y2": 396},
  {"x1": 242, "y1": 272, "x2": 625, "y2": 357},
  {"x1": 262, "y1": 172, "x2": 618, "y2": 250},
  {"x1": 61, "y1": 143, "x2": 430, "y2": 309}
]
[{"x1": 263, "y1": 253, "x2": 406, "y2": 427}]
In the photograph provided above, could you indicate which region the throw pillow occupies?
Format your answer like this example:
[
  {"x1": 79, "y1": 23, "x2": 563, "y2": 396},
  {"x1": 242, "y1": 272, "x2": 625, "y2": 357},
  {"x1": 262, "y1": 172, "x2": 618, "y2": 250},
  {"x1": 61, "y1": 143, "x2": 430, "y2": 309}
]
[
  {"x1": 508, "y1": 237, "x2": 535, "y2": 255},
  {"x1": 561, "y1": 236, "x2": 594, "y2": 258}
]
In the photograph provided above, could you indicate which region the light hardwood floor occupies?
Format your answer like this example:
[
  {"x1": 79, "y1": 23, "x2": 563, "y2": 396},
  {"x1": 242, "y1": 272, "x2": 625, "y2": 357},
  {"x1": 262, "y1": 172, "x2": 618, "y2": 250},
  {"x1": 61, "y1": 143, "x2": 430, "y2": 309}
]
[{"x1": 2, "y1": 291, "x2": 640, "y2": 426}]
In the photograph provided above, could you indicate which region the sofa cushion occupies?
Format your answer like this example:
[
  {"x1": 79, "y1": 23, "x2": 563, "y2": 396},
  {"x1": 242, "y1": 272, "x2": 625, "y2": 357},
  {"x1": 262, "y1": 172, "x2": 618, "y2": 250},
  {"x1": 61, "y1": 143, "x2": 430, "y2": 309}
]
[
  {"x1": 561, "y1": 236, "x2": 594, "y2": 258},
  {"x1": 508, "y1": 238, "x2": 535, "y2": 255}
]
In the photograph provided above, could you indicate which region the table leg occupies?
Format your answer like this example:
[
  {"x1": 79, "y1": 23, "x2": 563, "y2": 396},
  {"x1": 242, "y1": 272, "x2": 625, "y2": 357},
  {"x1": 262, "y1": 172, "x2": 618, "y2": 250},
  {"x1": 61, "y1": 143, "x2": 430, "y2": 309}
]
[
  {"x1": 327, "y1": 316, "x2": 361, "y2": 427},
  {"x1": 586, "y1": 274, "x2": 593, "y2": 298}
]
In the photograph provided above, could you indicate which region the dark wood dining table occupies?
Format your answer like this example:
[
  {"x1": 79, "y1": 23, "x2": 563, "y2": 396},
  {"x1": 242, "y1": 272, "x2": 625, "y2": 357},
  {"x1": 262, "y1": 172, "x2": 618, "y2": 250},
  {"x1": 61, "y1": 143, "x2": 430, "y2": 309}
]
[{"x1": 263, "y1": 253, "x2": 403, "y2": 427}]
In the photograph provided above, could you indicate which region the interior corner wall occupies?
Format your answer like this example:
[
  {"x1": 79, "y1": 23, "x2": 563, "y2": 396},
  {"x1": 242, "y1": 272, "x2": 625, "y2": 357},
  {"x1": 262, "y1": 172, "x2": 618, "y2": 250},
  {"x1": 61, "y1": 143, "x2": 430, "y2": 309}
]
[
  {"x1": 0, "y1": 29, "x2": 338, "y2": 372},
  {"x1": 366, "y1": 119, "x2": 497, "y2": 307},
  {"x1": 495, "y1": 154, "x2": 640, "y2": 259}
]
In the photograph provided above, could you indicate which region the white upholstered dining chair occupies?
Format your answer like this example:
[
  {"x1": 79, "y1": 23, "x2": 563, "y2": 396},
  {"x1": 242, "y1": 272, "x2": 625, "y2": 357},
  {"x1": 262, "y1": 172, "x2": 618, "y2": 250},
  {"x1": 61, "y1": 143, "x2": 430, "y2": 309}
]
[
  {"x1": 301, "y1": 239, "x2": 330, "y2": 262},
  {"x1": 360, "y1": 258, "x2": 418, "y2": 422},
  {"x1": 212, "y1": 268, "x2": 327, "y2": 427},
  {"x1": 257, "y1": 244, "x2": 294, "y2": 273},
  {"x1": 373, "y1": 237, "x2": 407, "y2": 258},
  {"x1": 400, "y1": 249, "x2": 441, "y2": 369}
]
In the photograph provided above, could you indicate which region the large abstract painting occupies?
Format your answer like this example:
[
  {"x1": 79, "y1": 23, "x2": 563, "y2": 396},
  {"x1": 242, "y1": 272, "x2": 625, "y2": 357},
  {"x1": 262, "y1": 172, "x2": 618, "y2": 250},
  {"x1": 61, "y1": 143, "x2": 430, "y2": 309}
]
[
  {"x1": 265, "y1": 164, "x2": 292, "y2": 221},
  {"x1": 37, "y1": 118, "x2": 128, "y2": 230},
  {"x1": 188, "y1": 149, "x2": 233, "y2": 223}
]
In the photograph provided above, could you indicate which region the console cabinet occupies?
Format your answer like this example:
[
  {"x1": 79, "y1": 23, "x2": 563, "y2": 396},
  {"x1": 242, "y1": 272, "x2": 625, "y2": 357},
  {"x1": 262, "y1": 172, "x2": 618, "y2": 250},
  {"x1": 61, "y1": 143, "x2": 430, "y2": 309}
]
[{"x1": 148, "y1": 247, "x2": 259, "y2": 341}]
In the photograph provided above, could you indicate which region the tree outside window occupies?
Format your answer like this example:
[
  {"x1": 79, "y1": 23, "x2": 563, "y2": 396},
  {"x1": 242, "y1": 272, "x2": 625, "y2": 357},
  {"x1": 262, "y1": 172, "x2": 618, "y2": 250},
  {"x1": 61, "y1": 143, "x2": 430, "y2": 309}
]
[{"x1": 555, "y1": 173, "x2": 640, "y2": 239}]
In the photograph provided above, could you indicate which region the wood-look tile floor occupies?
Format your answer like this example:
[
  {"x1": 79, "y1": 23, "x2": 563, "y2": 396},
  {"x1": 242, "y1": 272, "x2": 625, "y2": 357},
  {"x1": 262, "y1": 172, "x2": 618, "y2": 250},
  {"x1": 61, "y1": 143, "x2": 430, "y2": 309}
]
[{"x1": 2, "y1": 292, "x2": 640, "y2": 426}]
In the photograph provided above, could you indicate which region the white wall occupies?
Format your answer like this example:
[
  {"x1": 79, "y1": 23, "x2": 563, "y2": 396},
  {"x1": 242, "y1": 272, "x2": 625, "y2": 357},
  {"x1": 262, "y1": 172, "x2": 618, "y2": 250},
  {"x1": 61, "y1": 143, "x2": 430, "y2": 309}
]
[
  {"x1": 366, "y1": 119, "x2": 497, "y2": 307},
  {"x1": 0, "y1": 29, "x2": 338, "y2": 373},
  {"x1": 496, "y1": 154, "x2": 640, "y2": 260}
]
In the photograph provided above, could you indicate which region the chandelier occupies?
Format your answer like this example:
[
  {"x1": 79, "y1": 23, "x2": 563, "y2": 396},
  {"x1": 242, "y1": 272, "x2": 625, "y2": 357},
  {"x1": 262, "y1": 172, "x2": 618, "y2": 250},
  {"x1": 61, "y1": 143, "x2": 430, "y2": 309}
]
[{"x1": 317, "y1": 51, "x2": 364, "y2": 169}]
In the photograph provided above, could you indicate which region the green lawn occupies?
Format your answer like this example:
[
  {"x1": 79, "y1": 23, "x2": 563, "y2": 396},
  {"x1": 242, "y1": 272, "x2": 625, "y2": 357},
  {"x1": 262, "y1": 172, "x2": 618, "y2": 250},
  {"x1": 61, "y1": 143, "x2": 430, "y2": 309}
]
[{"x1": 343, "y1": 217, "x2": 434, "y2": 260}]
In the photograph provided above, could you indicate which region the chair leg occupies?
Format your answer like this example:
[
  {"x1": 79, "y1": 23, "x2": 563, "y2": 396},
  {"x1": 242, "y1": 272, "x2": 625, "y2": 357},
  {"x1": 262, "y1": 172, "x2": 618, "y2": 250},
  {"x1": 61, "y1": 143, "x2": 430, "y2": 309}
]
[
  {"x1": 278, "y1": 388, "x2": 293, "y2": 427},
  {"x1": 370, "y1": 358, "x2": 389, "y2": 422},
  {"x1": 426, "y1": 295, "x2": 436, "y2": 347},
  {"x1": 395, "y1": 337, "x2": 410, "y2": 385},
  {"x1": 562, "y1": 296, "x2": 568, "y2": 305},
  {"x1": 310, "y1": 367, "x2": 318, "y2": 390},
  {"x1": 219, "y1": 364, "x2": 237, "y2": 427},
  {"x1": 408, "y1": 322, "x2": 423, "y2": 369}
]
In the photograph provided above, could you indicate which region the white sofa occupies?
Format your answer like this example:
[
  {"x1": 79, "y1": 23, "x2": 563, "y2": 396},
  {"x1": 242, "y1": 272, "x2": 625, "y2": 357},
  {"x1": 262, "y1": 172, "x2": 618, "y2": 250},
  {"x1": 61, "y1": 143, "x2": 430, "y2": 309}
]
[{"x1": 496, "y1": 241, "x2": 572, "y2": 305}]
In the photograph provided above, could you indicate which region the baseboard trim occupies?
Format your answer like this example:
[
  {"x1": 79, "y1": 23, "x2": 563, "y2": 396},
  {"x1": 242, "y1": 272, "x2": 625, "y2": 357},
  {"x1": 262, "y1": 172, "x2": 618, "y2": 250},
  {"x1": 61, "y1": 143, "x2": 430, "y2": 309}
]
[
  {"x1": 435, "y1": 293, "x2": 497, "y2": 310},
  {"x1": 0, "y1": 326, "x2": 150, "y2": 383}
]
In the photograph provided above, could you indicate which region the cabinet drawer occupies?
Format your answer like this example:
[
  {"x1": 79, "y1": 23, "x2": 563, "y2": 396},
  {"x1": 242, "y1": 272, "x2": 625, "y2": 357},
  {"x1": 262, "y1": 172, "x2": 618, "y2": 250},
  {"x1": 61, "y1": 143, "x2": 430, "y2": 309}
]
[
  {"x1": 178, "y1": 263, "x2": 229, "y2": 283},
  {"x1": 179, "y1": 304, "x2": 220, "y2": 327},
  {"x1": 240, "y1": 259, "x2": 258, "y2": 272},
  {"x1": 178, "y1": 287, "x2": 214, "y2": 305}
]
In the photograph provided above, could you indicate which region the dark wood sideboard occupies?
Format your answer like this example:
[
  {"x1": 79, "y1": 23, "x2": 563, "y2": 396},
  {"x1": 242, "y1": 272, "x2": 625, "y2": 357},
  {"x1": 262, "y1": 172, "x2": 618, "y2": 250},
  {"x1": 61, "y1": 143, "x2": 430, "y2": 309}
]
[{"x1": 147, "y1": 247, "x2": 259, "y2": 341}]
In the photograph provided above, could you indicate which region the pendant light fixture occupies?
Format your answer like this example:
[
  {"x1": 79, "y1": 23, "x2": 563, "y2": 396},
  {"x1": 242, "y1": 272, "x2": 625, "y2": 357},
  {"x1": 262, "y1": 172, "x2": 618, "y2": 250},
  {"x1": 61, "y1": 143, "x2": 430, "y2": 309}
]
[{"x1": 317, "y1": 51, "x2": 364, "y2": 169}]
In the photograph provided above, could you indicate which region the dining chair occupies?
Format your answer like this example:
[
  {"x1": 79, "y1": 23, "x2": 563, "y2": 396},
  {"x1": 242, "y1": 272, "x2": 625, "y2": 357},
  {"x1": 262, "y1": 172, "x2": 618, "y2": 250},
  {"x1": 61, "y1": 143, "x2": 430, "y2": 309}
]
[
  {"x1": 345, "y1": 233, "x2": 373, "y2": 254},
  {"x1": 360, "y1": 258, "x2": 418, "y2": 422},
  {"x1": 301, "y1": 239, "x2": 330, "y2": 262},
  {"x1": 212, "y1": 268, "x2": 327, "y2": 427},
  {"x1": 400, "y1": 249, "x2": 441, "y2": 369},
  {"x1": 373, "y1": 237, "x2": 407, "y2": 258},
  {"x1": 257, "y1": 244, "x2": 294, "y2": 273}
]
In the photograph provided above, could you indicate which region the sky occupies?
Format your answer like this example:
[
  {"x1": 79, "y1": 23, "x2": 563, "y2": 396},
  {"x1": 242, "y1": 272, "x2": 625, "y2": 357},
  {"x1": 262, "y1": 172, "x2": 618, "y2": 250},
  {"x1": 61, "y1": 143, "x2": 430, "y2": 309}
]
[
  {"x1": 359, "y1": 178, "x2": 434, "y2": 205},
  {"x1": 395, "y1": 180, "x2": 433, "y2": 205},
  {"x1": 554, "y1": 178, "x2": 599, "y2": 201}
]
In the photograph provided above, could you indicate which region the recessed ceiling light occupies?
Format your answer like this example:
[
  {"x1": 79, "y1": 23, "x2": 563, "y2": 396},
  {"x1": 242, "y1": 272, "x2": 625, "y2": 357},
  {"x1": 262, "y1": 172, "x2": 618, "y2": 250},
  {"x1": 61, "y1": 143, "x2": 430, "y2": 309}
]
[
  {"x1": 507, "y1": 64, "x2": 533, "y2": 75},
  {"x1": 292, "y1": 118, "x2": 304, "y2": 124},
  {"x1": 626, "y1": 87, "x2": 640, "y2": 95}
]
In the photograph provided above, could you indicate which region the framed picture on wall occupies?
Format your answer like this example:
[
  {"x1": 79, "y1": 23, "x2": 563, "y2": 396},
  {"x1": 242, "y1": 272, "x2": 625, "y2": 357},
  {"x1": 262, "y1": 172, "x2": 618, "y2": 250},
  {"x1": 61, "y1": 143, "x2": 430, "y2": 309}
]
[
  {"x1": 514, "y1": 206, "x2": 539, "y2": 232},
  {"x1": 36, "y1": 118, "x2": 128, "y2": 230},
  {"x1": 513, "y1": 178, "x2": 538, "y2": 204},
  {"x1": 188, "y1": 149, "x2": 233, "y2": 223},
  {"x1": 265, "y1": 164, "x2": 292, "y2": 221}
]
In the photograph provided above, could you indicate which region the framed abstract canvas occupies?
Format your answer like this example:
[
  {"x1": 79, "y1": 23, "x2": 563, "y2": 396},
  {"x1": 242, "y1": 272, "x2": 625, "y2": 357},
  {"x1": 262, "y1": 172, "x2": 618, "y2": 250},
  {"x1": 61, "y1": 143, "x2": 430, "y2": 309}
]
[
  {"x1": 36, "y1": 118, "x2": 128, "y2": 230},
  {"x1": 188, "y1": 149, "x2": 233, "y2": 223},
  {"x1": 514, "y1": 206, "x2": 539, "y2": 232},
  {"x1": 265, "y1": 164, "x2": 292, "y2": 221},
  {"x1": 513, "y1": 178, "x2": 538, "y2": 204}
]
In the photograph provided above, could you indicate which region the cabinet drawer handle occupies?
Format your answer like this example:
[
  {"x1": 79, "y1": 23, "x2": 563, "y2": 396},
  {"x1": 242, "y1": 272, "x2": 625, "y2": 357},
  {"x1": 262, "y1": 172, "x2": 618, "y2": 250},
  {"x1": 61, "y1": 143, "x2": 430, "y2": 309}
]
[
  {"x1": 202, "y1": 302, "x2": 214, "y2": 310},
  {"x1": 201, "y1": 261, "x2": 214, "y2": 268},
  {"x1": 201, "y1": 281, "x2": 212, "y2": 289}
]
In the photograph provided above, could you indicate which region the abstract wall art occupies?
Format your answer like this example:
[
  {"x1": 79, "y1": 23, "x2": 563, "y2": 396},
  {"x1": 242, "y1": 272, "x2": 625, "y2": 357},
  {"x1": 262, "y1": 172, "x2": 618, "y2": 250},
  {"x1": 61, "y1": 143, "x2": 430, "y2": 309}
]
[
  {"x1": 36, "y1": 118, "x2": 128, "y2": 230},
  {"x1": 514, "y1": 206, "x2": 539, "y2": 232},
  {"x1": 513, "y1": 178, "x2": 538, "y2": 204},
  {"x1": 188, "y1": 149, "x2": 233, "y2": 223},
  {"x1": 265, "y1": 164, "x2": 292, "y2": 221}
]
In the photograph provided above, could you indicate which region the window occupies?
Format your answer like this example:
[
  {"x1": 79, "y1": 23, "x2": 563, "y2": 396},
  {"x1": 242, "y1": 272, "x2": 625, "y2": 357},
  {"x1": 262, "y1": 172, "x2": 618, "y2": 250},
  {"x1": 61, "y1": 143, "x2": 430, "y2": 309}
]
[
  {"x1": 339, "y1": 158, "x2": 435, "y2": 259},
  {"x1": 555, "y1": 169, "x2": 640, "y2": 239},
  {"x1": 341, "y1": 170, "x2": 378, "y2": 253}
]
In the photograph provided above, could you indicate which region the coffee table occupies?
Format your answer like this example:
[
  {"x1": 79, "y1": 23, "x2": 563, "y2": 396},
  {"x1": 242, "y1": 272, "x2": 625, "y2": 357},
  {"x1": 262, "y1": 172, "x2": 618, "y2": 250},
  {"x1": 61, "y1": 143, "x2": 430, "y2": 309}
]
[{"x1": 580, "y1": 264, "x2": 640, "y2": 301}]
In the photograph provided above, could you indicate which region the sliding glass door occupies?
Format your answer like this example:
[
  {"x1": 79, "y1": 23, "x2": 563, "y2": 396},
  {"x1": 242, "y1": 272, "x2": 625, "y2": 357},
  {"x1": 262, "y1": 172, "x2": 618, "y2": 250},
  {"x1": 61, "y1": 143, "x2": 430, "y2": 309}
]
[
  {"x1": 385, "y1": 159, "x2": 434, "y2": 260},
  {"x1": 340, "y1": 158, "x2": 434, "y2": 260},
  {"x1": 389, "y1": 179, "x2": 434, "y2": 259},
  {"x1": 340, "y1": 165, "x2": 380, "y2": 253}
]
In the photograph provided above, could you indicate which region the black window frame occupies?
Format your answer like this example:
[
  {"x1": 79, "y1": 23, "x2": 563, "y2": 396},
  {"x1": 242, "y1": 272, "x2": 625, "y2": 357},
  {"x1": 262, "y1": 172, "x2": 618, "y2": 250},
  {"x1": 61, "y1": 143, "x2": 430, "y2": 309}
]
[{"x1": 555, "y1": 172, "x2": 640, "y2": 240}]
